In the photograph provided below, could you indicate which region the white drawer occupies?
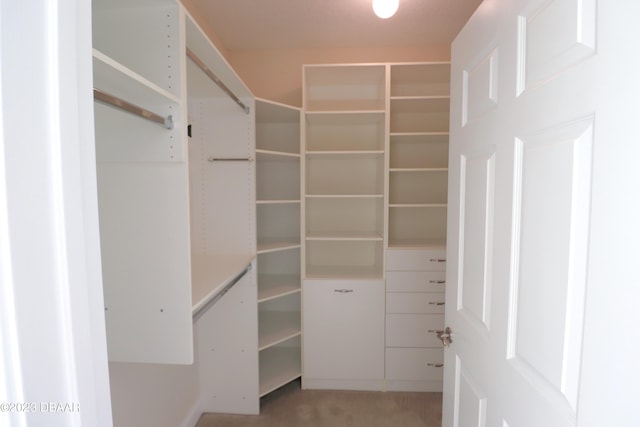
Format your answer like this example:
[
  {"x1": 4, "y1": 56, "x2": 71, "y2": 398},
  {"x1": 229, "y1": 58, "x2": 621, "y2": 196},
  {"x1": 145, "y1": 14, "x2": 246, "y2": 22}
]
[
  {"x1": 386, "y1": 271, "x2": 446, "y2": 292},
  {"x1": 385, "y1": 347, "x2": 444, "y2": 381},
  {"x1": 386, "y1": 292, "x2": 446, "y2": 314},
  {"x1": 386, "y1": 249, "x2": 447, "y2": 271},
  {"x1": 386, "y1": 314, "x2": 444, "y2": 347}
]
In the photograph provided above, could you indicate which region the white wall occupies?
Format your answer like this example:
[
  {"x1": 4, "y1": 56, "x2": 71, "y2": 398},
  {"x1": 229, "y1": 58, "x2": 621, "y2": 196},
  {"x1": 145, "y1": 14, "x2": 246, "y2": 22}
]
[
  {"x1": 0, "y1": 0, "x2": 112, "y2": 425},
  {"x1": 109, "y1": 362, "x2": 201, "y2": 427}
]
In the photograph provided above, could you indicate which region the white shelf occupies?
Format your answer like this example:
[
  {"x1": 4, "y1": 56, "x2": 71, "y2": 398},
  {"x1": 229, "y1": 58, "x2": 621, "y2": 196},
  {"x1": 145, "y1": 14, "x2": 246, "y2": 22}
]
[
  {"x1": 305, "y1": 111, "x2": 385, "y2": 152},
  {"x1": 388, "y1": 207, "x2": 447, "y2": 246},
  {"x1": 389, "y1": 168, "x2": 448, "y2": 172},
  {"x1": 390, "y1": 97, "x2": 450, "y2": 134},
  {"x1": 259, "y1": 345, "x2": 302, "y2": 397},
  {"x1": 305, "y1": 109, "x2": 386, "y2": 115},
  {"x1": 256, "y1": 98, "x2": 301, "y2": 123},
  {"x1": 93, "y1": 49, "x2": 180, "y2": 105},
  {"x1": 92, "y1": 0, "x2": 182, "y2": 99},
  {"x1": 389, "y1": 169, "x2": 448, "y2": 205},
  {"x1": 306, "y1": 231, "x2": 384, "y2": 241},
  {"x1": 306, "y1": 152, "x2": 383, "y2": 195},
  {"x1": 191, "y1": 253, "x2": 255, "y2": 314},
  {"x1": 256, "y1": 149, "x2": 301, "y2": 159},
  {"x1": 258, "y1": 274, "x2": 301, "y2": 302},
  {"x1": 257, "y1": 239, "x2": 301, "y2": 254},
  {"x1": 258, "y1": 311, "x2": 302, "y2": 350},
  {"x1": 304, "y1": 64, "x2": 386, "y2": 112},
  {"x1": 256, "y1": 155, "x2": 300, "y2": 201},
  {"x1": 307, "y1": 150, "x2": 385, "y2": 155},
  {"x1": 306, "y1": 194, "x2": 384, "y2": 198},
  {"x1": 305, "y1": 264, "x2": 383, "y2": 279},
  {"x1": 256, "y1": 199, "x2": 301, "y2": 205},
  {"x1": 390, "y1": 63, "x2": 451, "y2": 98},
  {"x1": 390, "y1": 95, "x2": 451, "y2": 101},
  {"x1": 387, "y1": 239, "x2": 447, "y2": 250},
  {"x1": 389, "y1": 203, "x2": 448, "y2": 208},
  {"x1": 306, "y1": 239, "x2": 383, "y2": 279}
]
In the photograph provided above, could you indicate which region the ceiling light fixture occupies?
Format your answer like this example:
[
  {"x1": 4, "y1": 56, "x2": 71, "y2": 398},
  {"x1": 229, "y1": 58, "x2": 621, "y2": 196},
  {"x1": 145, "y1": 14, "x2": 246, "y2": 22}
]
[{"x1": 372, "y1": 0, "x2": 399, "y2": 19}]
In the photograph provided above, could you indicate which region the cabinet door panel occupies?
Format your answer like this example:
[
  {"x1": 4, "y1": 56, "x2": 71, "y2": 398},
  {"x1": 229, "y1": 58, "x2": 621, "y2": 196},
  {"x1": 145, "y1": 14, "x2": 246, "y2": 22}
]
[
  {"x1": 386, "y1": 313, "x2": 444, "y2": 347},
  {"x1": 303, "y1": 279, "x2": 384, "y2": 381}
]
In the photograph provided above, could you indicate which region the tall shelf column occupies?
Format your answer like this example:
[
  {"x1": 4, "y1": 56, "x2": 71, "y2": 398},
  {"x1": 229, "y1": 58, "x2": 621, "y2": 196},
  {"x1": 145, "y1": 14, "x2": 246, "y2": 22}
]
[
  {"x1": 385, "y1": 62, "x2": 451, "y2": 392},
  {"x1": 255, "y1": 98, "x2": 303, "y2": 397},
  {"x1": 301, "y1": 64, "x2": 386, "y2": 390}
]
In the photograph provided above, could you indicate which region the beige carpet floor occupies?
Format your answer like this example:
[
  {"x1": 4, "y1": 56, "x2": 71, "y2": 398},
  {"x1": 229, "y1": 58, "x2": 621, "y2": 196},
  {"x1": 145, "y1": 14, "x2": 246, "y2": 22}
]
[{"x1": 196, "y1": 380, "x2": 443, "y2": 427}]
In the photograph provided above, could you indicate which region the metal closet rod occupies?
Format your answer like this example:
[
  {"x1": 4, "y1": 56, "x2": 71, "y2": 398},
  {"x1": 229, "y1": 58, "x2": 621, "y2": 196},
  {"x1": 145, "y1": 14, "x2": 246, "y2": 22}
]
[
  {"x1": 93, "y1": 88, "x2": 174, "y2": 130},
  {"x1": 192, "y1": 263, "x2": 252, "y2": 323},
  {"x1": 186, "y1": 48, "x2": 250, "y2": 115}
]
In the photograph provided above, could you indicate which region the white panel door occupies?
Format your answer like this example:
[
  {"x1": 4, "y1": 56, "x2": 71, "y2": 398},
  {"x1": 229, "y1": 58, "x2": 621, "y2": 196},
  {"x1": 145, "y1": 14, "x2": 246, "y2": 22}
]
[{"x1": 444, "y1": 0, "x2": 640, "y2": 426}]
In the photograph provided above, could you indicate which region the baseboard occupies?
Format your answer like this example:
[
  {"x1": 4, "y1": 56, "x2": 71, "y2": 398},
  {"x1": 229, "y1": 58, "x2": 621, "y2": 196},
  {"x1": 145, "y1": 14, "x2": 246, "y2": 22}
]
[
  {"x1": 180, "y1": 397, "x2": 204, "y2": 427},
  {"x1": 302, "y1": 378, "x2": 385, "y2": 391},
  {"x1": 385, "y1": 380, "x2": 443, "y2": 392}
]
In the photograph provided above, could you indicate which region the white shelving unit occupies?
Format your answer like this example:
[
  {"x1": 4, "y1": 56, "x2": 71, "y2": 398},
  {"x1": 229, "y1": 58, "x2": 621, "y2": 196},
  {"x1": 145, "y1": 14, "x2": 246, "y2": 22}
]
[
  {"x1": 302, "y1": 64, "x2": 387, "y2": 390},
  {"x1": 92, "y1": 0, "x2": 193, "y2": 364},
  {"x1": 302, "y1": 62, "x2": 450, "y2": 392},
  {"x1": 385, "y1": 63, "x2": 450, "y2": 392},
  {"x1": 388, "y1": 63, "x2": 450, "y2": 249},
  {"x1": 255, "y1": 99, "x2": 302, "y2": 397},
  {"x1": 185, "y1": 10, "x2": 259, "y2": 415},
  {"x1": 303, "y1": 64, "x2": 387, "y2": 280}
]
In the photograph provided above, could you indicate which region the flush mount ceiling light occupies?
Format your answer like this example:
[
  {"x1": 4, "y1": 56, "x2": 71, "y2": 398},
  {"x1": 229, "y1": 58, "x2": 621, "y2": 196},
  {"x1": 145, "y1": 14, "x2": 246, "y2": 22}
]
[{"x1": 372, "y1": 0, "x2": 399, "y2": 19}]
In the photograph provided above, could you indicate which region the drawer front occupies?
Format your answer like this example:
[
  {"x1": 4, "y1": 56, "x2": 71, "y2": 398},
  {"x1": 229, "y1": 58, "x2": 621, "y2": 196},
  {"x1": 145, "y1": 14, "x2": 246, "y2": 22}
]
[
  {"x1": 386, "y1": 292, "x2": 446, "y2": 314},
  {"x1": 386, "y1": 249, "x2": 447, "y2": 271},
  {"x1": 385, "y1": 347, "x2": 444, "y2": 381},
  {"x1": 386, "y1": 314, "x2": 444, "y2": 347},
  {"x1": 303, "y1": 279, "x2": 385, "y2": 380},
  {"x1": 386, "y1": 271, "x2": 446, "y2": 292}
]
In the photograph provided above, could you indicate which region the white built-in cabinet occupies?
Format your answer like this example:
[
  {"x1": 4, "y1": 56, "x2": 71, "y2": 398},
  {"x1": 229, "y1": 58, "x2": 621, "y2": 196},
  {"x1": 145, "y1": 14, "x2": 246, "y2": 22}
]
[
  {"x1": 255, "y1": 99, "x2": 303, "y2": 396},
  {"x1": 93, "y1": 3, "x2": 449, "y2": 416},
  {"x1": 388, "y1": 63, "x2": 450, "y2": 248},
  {"x1": 92, "y1": 0, "x2": 193, "y2": 364},
  {"x1": 303, "y1": 65, "x2": 386, "y2": 279},
  {"x1": 302, "y1": 63, "x2": 450, "y2": 392},
  {"x1": 93, "y1": 0, "x2": 303, "y2": 417}
]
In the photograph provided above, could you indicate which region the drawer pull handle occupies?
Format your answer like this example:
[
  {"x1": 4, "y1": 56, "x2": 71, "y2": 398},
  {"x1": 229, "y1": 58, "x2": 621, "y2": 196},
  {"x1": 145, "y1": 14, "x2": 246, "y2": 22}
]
[
  {"x1": 429, "y1": 280, "x2": 446, "y2": 284},
  {"x1": 427, "y1": 363, "x2": 444, "y2": 368},
  {"x1": 334, "y1": 289, "x2": 354, "y2": 293},
  {"x1": 429, "y1": 258, "x2": 446, "y2": 263},
  {"x1": 429, "y1": 301, "x2": 446, "y2": 306}
]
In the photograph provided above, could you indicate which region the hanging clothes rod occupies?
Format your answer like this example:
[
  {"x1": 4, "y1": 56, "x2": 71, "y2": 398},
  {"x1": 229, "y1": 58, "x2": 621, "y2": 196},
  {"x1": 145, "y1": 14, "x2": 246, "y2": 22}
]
[
  {"x1": 192, "y1": 263, "x2": 252, "y2": 323},
  {"x1": 93, "y1": 88, "x2": 174, "y2": 130},
  {"x1": 186, "y1": 48, "x2": 250, "y2": 115}
]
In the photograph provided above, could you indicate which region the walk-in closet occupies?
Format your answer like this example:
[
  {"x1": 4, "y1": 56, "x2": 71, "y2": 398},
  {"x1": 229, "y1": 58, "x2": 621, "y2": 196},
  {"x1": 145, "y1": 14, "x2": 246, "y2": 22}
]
[{"x1": 92, "y1": 0, "x2": 449, "y2": 425}]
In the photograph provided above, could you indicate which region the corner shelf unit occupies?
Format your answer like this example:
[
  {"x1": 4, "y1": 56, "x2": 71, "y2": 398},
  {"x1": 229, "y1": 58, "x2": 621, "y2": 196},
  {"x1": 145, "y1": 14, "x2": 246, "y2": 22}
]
[{"x1": 255, "y1": 98, "x2": 303, "y2": 397}]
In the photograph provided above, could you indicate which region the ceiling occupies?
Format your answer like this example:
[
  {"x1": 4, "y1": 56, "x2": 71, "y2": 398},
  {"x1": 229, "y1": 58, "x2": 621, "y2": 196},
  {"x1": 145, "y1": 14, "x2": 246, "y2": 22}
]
[{"x1": 188, "y1": 0, "x2": 484, "y2": 51}]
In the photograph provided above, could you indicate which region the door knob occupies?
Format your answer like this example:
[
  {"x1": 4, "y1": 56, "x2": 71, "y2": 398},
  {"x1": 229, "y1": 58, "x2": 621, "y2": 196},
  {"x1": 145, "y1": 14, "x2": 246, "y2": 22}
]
[{"x1": 436, "y1": 326, "x2": 453, "y2": 347}]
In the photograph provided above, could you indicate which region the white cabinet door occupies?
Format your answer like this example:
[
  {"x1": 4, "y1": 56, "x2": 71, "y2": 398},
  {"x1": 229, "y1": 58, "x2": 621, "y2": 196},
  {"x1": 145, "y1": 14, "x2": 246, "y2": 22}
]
[{"x1": 302, "y1": 279, "x2": 384, "y2": 390}]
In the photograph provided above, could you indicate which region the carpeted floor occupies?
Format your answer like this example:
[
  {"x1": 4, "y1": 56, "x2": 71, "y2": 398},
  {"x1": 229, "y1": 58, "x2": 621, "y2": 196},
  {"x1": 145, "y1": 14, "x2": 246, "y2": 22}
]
[{"x1": 196, "y1": 379, "x2": 443, "y2": 427}]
